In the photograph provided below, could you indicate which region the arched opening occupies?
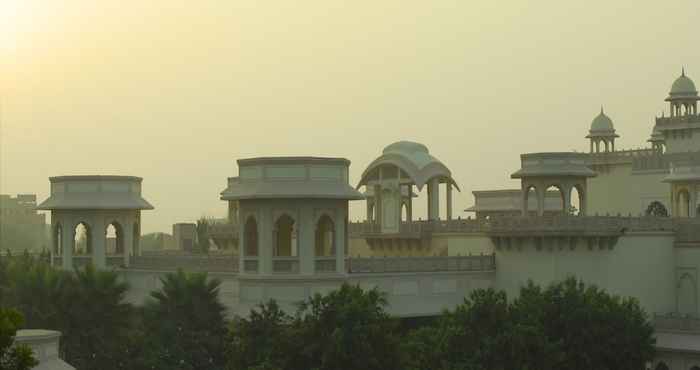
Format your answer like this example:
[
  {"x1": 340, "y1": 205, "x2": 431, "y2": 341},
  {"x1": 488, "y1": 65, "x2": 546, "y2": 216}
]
[
  {"x1": 677, "y1": 189, "x2": 691, "y2": 217},
  {"x1": 274, "y1": 215, "x2": 297, "y2": 257},
  {"x1": 315, "y1": 215, "x2": 335, "y2": 257},
  {"x1": 678, "y1": 273, "x2": 697, "y2": 316},
  {"x1": 646, "y1": 201, "x2": 669, "y2": 217},
  {"x1": 655, "y1": 362, "x2": 669, "y2": 370},
  {"x1": 53, "y1": 223, "x2": 63, "y2": 255},
  {"x1": 524, "y1": 185, "x2": 538, "y2": 216},
  {"x1": 105, "y1": 222, "x2": 124, "y2": 255},
  {"x1": 401, "y1": 203, "x2": 408, "y2": 222},
  {"x1": 244, "y1": 216, "x2": 258, "y2": 256},
  {"x1": 545, "y1": 185, "x2": 565, "y2": 215},
  {"x1": 73, "y1": 222, "x2": 92, "y2": 255},
  {"x1": 132, "y1": 222, "x2": 140, "y2": 256},
  {"x1": 367, "y1": 203, "x2": 375, "y2": 223},
  {"x1": 569, "y1": 186, "x2": 582, "y2": 216}
]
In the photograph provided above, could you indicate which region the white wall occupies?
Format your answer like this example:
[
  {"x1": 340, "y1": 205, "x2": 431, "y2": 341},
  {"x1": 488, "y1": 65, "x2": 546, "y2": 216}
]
[
  {"x1": 587, "y1": 163, "x2": 670, "y2": 216},
  {"x1": 494, "y1": 232, "x2": 676, "y2": 315}
]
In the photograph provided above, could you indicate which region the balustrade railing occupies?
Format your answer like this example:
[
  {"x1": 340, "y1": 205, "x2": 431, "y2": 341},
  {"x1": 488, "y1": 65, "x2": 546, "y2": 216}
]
[
  {"x1": 106, "y1": 255, "x2": 126, "y2": 268},
  {"x1": 350, "y1": 216, "x2": 676, "y2": 237},
  {"x1": 272, "y1": 257, "x2": 300, "y2": 274},
  {"x1": 314, "y1": 257, "x2": 337, "y2": 273},
  {"x1": 129, "y1": 254, "x2": 239, "y2": 272},
  {"x1": 243, "y1": 258, "x2": 259, "y2": 273},
  {"x1": 346, "y1": 254, "x2": 495, "y2": 274},
  {"x1": 654, "y1": 313, "x2": 700, "y2": 333}
]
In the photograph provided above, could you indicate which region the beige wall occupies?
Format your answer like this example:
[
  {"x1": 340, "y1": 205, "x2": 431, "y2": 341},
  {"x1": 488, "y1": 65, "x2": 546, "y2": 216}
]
[
  {"x1": 494, "y1": 232, "x2": 676, "y2": 315},
  {"x1": 587, "y1": 163, "x2": 670, "y2": 216}
]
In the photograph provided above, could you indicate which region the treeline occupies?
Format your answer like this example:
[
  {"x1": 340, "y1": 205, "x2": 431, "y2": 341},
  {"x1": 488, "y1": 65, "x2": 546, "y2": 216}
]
[{"x1": 0, "y1": 254, "x2": 655, "y2": 370}]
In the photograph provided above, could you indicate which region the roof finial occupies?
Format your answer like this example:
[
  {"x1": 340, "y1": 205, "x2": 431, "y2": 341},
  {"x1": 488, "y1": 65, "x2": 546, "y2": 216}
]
[
  {"x1": 682, "y1": 66, "x2": 686, "y2": 77},
  {"x1": 600, "y1": 105, "x2": 604, "y2": 114}
]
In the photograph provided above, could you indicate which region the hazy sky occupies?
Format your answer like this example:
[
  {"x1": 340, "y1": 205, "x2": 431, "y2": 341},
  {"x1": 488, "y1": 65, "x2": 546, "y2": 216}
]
[{"x1": 1, "y1": 0, "x2": 699, "y2": 233}]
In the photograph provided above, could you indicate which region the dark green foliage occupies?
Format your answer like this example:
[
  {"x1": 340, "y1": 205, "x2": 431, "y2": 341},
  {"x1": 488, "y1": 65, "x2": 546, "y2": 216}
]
[
  {"x1": 645, "y1": 201, "x2": 669, "y2": 217},
  {"x1": 139, "y1": 269, "x2": 227, "y2": 370},
  {"x1": 290, "y1": 283, "x2": 403, "y2": 370},
  {"x1": 226, "y1": 300, "x2": 293, "y2": 370},
  {"x1": 0, "y1": 308, "x2": 38, "y2": 370},
  {"x1": 404, "y1": 277, "x2": 655, "y2": 370}
]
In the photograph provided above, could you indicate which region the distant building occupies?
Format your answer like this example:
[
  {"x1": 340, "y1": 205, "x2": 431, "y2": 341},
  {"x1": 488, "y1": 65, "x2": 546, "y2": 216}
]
[
  {"x1": 0, "y1": 194, "x2": 48, "y2": 252},
  {"x1": 173, "y1": 223, "x2": 196, "y2": 251}
]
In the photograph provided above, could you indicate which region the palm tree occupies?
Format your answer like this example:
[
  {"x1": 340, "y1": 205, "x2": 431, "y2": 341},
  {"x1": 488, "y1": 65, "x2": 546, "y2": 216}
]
[
  {"x1": 62, "y1": 264, "x2": 134, "y2": 370},
  {"x1": 142, "y1": 269, "x2": 227, "y2": 369}
]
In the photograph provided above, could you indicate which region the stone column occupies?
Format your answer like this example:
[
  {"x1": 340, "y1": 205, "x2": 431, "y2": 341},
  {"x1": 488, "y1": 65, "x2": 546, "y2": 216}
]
[
  {"x1": 521, "y1": 184, "x2": 529, "y2": 216},
  {"x1": 366, "y1": 198, "x2": 373, "y2": 223},
  {"x1": 374, "y1": 184, "x2": 382, "y2": 227},
  {"x1": 446, "y1": 183, "x2": 453, "y2": 220},
  {"x1": 299, "y1": 205, "x2": 313, "y2": 275},
  {"x1": 407, "y1": 184, "x2": 413, "y2": 223},
  {"x1": 61, "y1": 215, "x2": 73, "y2": 270},
  {"x1": 335, "y1": 206, "x2": 345, "y2": 274},
  {"x1": 428, "y1": 178, "x2": 440, "y2": 220},
  {"x1": 690, "y1": 185, "x2": 698, "y2": 218},
  {"x1": 259, "y1": 206, "x2": 272, "y2": 274},
  {"x1": 92, "y1": 215, "x2": 106, "y2": 270},
  {"x1": 123, "y1": 215, "x2": 133, "y2": 268},
  {"x1": 590, "y1": 140, "x2": 593, "y2": 153},
  {"x1": 562, "y1": 185, "x2": 572, "y2": 215},
  {"x1": 537, "y1": 185, "x2": 546, "y2": 217}
]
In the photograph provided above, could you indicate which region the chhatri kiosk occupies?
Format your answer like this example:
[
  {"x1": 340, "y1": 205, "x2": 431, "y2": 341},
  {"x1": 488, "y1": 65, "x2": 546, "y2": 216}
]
[{"x1": 220, "y1": 157, "x2": 364, "y2": 313}]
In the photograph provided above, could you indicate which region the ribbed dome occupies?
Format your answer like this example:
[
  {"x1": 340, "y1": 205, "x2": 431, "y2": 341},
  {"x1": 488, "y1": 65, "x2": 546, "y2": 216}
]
[
  {"x1": 590, "y1": 108, "x2": 615, "y2": 132},
  {"x1": 670, "y1": 69, "x2": 698, "y2": 96}
]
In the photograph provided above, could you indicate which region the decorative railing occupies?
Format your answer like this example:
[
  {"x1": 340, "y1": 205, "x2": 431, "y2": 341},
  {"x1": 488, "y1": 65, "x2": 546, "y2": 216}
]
[
  {"x1": 655, "y1": 114, "x2": 700, "y2": 126},
  {"x1": 272, "y1": 257, "x2": 300, "y2": 274},
  {"x1": 314, "y1": 257, "x2": 337, "y2": 273},
  {"x1": 654, "y1": 313, "x2": 700, "y2": 333},
  {"x1": 129, "y1": 254, "x2": 239, "y2": 272},
  {"x1": 72, "y1": 256, "x2": 93, "y2": 269},
  {"x1": 632, "y1": 151, "x2": 700, "y2": 172},
  {"x1": 346, "y1": 254, "x2": 495, "y2": 274},
  {"x1": 106, "y1": 255, "x2": 126, "y2": 268},
  {"x1": 350, "y1": 216, "x2": 677, "y2": 237},
  {"x1": 243, "y1": 258, "x2": 258, "y2": 273},
  {"x1": 674, "y1": 219, "x2": 700, "y2": 244}
]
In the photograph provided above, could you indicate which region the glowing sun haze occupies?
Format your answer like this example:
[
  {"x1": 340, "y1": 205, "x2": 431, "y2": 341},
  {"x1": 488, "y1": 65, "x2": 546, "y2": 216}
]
[{"x1": 1, "y1": 0, "x2": 699, "y2": 233}]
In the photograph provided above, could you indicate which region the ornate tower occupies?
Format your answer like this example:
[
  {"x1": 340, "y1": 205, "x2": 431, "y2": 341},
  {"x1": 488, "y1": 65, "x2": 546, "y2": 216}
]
[
  {"x1": 586, "y1": 107, "x2": 619, "y2": 153},
  {"x1": 667, "y1": 68, "x2": 699, "y2": 117}
]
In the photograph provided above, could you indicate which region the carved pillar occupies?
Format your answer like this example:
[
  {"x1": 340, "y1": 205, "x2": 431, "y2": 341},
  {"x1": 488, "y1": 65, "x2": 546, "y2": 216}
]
[
  {"x1": 92, "y1": 216, "x2": 106, "y2": 270},
  {"x1": 61, "y1": 215, "x2": 73, "y2": 270},
  {"x1": 446, "y1": 183, "x2": 453, "y2": 221},
  {"x1": 537, "y1": 184, "x2": 546, "y2": 217},
  {"x1": 428, "y1": 178, "x2": 440, "y2": 220},
  {"x1": 407, "y1": 184, "x2": 413, "y2": 223},
  {"x1": 563, "y1": 185, "x2": 572, "y2": 215}
]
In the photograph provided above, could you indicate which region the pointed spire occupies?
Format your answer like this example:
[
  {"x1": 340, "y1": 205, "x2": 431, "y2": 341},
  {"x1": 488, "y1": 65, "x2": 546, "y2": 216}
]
[
  {"x1": 682, "y1": 66, "x2": 686, "y2": 77},
  {"x1": 600, "y1": 105, "x2": 604, "y2": 115}
]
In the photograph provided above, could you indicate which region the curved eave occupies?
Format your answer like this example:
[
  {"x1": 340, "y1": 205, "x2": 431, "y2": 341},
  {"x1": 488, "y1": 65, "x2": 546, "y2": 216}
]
[
  {"x1": 586, "y1": 131, "x2": 619, "y2": 138},
  {"x1": 511, "y1": 169, "x2": 597, "y2": 179},
  {"x1": 665, "y1": 94, "x2": 700, "y2": 102},
  {"x1": 663, "y1": 175, "x2": 700, "y2": 183},
  {"x1": 220, "y1": 181, "x2": 364, "y2": 201},
  {"x1": 356, "y1": 154, "x2": 460, "y2": 191},
  {"x1": 36, "y1": 195, "x2": 154, "y2": 210}
]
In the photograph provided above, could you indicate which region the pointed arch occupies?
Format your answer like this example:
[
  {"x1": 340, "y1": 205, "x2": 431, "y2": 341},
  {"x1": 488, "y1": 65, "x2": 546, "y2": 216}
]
[
  {"x1": 73, "y1": 222, "x2": 92, "y2": 255},
  {"x1": 244, "y1": 215, "x2": 259, "y2": 257},
  {"x1": 315, "y1": 214, "x2": 335, "y2": 257},
  {"x1": 274, "y1": 214, "x2": 296, "y2": 257},
  {"x1": 105, "y1": 221, "x2": 124, "y2": 255}
]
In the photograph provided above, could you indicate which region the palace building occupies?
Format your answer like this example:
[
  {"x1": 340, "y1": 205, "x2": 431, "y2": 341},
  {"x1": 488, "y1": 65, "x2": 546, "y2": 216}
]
[{"x1": 39, "y1": 69, "x2": 700, "y2": 369}]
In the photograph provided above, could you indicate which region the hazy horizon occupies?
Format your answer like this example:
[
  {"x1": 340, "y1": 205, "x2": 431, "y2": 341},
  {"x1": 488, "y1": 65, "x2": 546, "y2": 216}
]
[{"x1": 1, "y1": 0, "x2": 699, "y2": 234}]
